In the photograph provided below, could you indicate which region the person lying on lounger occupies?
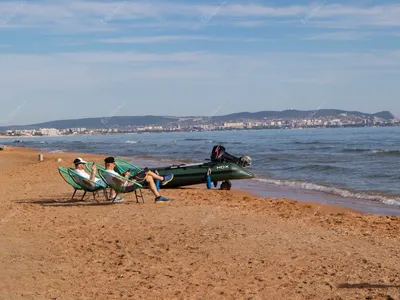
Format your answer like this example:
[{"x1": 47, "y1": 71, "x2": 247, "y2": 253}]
[
  {"x1": 73, "y1": 157, "x2": 101, "y2": 185},
  {"x1": 104, "y1": 156, "x2": 173, "y2": 203}
]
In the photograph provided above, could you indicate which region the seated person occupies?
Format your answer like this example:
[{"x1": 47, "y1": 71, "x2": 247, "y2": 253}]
[
  {"x1": 104, "y1": 156, "x2": 173, "y2": 203},
  {"x1": 73, "y1": 157, "x2": 101, "y2": 186}
]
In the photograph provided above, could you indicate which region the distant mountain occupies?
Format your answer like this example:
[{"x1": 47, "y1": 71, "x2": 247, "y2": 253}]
[
  {"x1": 0, "y1": 115, "x2": 178, "y2": 131},
  {"x1": 372, "y1": 111, "x2": 395, "y2": 120},
  {"x1": 211, "y1": 109, "x2": 395, "y2": 122},
  {"x1": 0, "y1": 109, "x2": 395, "y2": 131}
]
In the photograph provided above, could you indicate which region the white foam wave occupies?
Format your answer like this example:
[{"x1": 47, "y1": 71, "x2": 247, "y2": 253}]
[
  {"x1": 372, "y1": 149, "x2": 400, "y2": 154},
  {"x1": 125, "y1": 141, "x2": 138, "y2": 144},
  {"x1": 253, "y1": 178, "x2": 400, "y2": 207}
]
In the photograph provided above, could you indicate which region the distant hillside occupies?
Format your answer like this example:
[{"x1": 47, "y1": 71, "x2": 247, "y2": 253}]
[
  {"x1": 0, "y1": 116, "x2": 179, "y2": 130},
  {"x1": 372, "y1": 111, "x2": 395, "y2": 120},
  {"x1": 0, "y1": 109, "x2": 395, "y2": 130},
  {"x1": 211, "y1": 109, "x2": 395, "y2": 122}
]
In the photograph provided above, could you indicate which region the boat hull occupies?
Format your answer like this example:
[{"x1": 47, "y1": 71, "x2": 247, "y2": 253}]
[{"x1": 149, "y1": 162, "x2": 255, "y2": 188}]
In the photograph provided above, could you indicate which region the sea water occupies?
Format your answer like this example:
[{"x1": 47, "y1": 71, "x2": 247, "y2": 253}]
[{"x1": 5, "y1": 127, "x2": 400, "y2": 215}]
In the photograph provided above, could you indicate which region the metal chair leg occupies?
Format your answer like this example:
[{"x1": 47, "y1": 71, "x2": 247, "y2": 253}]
[
  {"x1": 135, "y1": 189, "x2": 144, "y2": 203},
  {"x1": 103, "y1": 188, "x2": 108, "y2": 200},
  {"x1": 71, "y1": 189, "x2": 77, "y2": 200},
  {"x1": 80, "y1": 191, "x2": 87, "y2": 201},
  {"x1": 111, "y1": 193, "x2": 119, "y2": 203}
]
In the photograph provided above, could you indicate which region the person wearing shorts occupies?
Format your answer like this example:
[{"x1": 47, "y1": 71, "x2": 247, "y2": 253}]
[{"x1": 104, "y1": 157, "x2": 173, "y2": 203}]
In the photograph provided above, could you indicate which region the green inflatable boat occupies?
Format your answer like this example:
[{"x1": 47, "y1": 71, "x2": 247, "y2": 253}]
[{"x1": 149, "y1": 145, "x2": 254, "y2": 190}]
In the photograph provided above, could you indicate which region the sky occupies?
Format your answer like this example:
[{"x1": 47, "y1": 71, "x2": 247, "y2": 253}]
[{"x1": 0, "y1": 0, "x2": 400, "y2": 125}]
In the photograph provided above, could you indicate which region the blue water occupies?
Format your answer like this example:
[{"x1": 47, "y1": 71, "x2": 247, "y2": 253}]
[{"x1": 3, "y1": 127, "x2": 400, "y2": 215}]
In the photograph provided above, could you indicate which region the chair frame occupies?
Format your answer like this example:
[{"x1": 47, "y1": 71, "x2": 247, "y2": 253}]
[
  {"x1": 58, "y1": 167, "x2": 109, "y2": 202},
  {"x1": 113, "y1": 158, "x2": 146, "y2": 203},
  {"x1": 97, "y1": 168, "x2": 144, "y2": 203},
  {"x1": 58, "y1": 167, "x2": 84, "y2": 200},
  {"x1": 114, "y1": 157, "x2": 143, "y2": 174}
]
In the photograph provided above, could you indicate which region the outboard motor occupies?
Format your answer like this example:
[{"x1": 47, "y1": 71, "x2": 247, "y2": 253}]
[{"x1": 210, "y1": 145, "x2": 252, "y2": 168}]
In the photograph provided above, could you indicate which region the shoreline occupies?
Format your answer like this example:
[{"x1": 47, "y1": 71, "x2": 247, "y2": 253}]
[
  {"x1": 4, "y1": 145, "x2": 400, "y2": 216},
  {"x1": 0, "y1": 146, "x2": 362, "y2": 215},
  {"x1": 1, "y1": 146, "x2": 399, "y2": 299}
]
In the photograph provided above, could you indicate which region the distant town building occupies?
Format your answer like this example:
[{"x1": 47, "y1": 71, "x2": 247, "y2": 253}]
[
  {"x1": 39, "y1": 128, "x2": 59, "y2": 136},
  {"x1": 223, "y1": 122, "x2": 244, "y2": 128}
]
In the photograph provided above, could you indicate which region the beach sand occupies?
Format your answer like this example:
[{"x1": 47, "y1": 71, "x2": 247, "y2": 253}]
[{"x1": 0, "y1": 147, "x2": 399, "y2": 300}]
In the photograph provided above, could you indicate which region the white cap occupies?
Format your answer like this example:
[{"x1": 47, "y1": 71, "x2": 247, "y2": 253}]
[{"x1": 73, "y1": 157, "x2": 87, "y2": 165}]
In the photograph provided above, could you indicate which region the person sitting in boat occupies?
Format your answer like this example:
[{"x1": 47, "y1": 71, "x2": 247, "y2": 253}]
[
  {"x1": 73, "y1": 157, "x2": 102, "y2": 185},
  {"x1": 104, "y1": 156, "x2": 173, "y2": 203}
]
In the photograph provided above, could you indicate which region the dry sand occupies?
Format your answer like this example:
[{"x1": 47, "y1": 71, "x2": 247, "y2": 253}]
[{"x1": 0, "y1": 147, "x2": 399, "y2": 300}]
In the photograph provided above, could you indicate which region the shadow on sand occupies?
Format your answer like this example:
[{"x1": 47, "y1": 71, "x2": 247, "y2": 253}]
[
  {"x1": 337, "y1": 283, "x2": 400, "y2": 289},
  {"x1": 14, "y1": 197, "x2": 138, "y2": 207}
]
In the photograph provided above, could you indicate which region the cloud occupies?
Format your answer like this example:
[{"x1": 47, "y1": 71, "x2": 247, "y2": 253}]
[
  {"x1": 55, "y1": 51, "x2": 217, "y2": 63},
  {"x1": 0, "y1": 1, "x2": 400, "y2": 32},
  {"x1": 284, "y1": 77, "x2": 337, "y2": 84},
  {"x1": 216, "y1": 4, "x2": 307, "y2": 17},
  {"x1": 1, "y1": 49, "x2": 400, "y2": 123},
  {"x1": 99, "y1": 35, "x2": 267, "y2": 44},
  {"x1": 100, "y1": 35, "x2": 214, "y2": 43},
  {"x1": 229, "y1": 20, "x2": 267, "y2": 28},
  {"x1": 303, "y1": 31, "x2": 370, "y2": 41},
  {"x1": 1, "y1": 50, "x2": 399, "y2": 93},
  {"x1": 301, "y1": 4, "x2": 400, "y2": 28},
  {"x1": 0, "y1": 51, "x2": 227, "y2": 90}
]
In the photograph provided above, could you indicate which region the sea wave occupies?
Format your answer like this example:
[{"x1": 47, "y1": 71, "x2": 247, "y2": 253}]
[
  {"x1": 292, "y1": 141, "x2": 330, "y2": 145},
  {"x1": 342, "y1": 148, "x2": 371, "y2": 153},
  {"x1": 372, "y1": 149, "x2": 400, "y2": 155},
  {"x1": 343, "y1": 148, "x2": 400, "y2": 155},
  {"x1": 184, "y1": 138, "x2": 210, "y2": 141},
  {"x1": 269, "y1": 148, "x2": 284, "y2": 152},
  {"x1": 286, "y1": 164, "x2": 347, "y2": 172},
  {"x1": 211, "y1": 140, "x2": 243, "y2": 145},
  {"x1": 125, "y1": 140, "x2": 138, "y2": 144},
  {"x1": 49, "y1": 149, "x2": 65, "y2": 153},
  {"x1": 253, "y1": 178, "x2": 400, "y2": 207}
]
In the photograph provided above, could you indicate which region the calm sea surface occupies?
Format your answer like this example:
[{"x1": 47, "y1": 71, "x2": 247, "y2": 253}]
[{"x1": 3, "y1": 127, "x2": 400, "y2": 215}]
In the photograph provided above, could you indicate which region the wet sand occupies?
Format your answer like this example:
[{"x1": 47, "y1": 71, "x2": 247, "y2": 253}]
[
  {"x1": 120, "y1": 156, "x2": 400, "y2": 216},
  {"x1": 0, "y1": 147, "x2": 399, "y2": 299}
]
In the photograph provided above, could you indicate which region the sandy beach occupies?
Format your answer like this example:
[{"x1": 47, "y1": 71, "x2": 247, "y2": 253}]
[{"x1": 0, "y1": 147, "x2": 399, "y2": 300}]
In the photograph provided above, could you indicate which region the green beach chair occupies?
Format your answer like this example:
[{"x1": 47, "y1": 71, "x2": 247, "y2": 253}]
[
  {"x1": 58, "y1": 167, "x2": 108, "y2": 202},
  {"x1": 58, "y1": 167, "x2": 84, "y2": 200},
  {"x1": 86, "y1": 159, "x2": 146, "y2": 202},
  {"x1": 85, "y1": 158, "x2": 143, "y2": 178},
  {"x1": 114, "y1": 157, "x2": 143, "y2": 175},
  {"x1": 85, "y1": 162, "x2": 106, "y2": 173},
  {"x1": 97, "y1": 168, "x2": 144, "y2": 203}
]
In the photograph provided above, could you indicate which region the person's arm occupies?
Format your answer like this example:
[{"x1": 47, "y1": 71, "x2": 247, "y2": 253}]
[
  {"x1": 122, "y1": 170, "x2": 131, "y2": 178},
  {"x1": 90, "y1": 163, "x2": 97, "y2": 183}
]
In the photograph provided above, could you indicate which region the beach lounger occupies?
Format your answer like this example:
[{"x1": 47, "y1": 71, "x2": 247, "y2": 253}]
[
  {"x1": 58, "y1": 167, "x2": 108, "y2": 202},
  {"x1": 97, "y1": 168, "x2": 144, "y2": 203}
]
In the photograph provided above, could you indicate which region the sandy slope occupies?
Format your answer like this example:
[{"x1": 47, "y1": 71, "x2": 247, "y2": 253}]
[{"x1": 0, "y1": 147, "x2": 399, "y2": 300}]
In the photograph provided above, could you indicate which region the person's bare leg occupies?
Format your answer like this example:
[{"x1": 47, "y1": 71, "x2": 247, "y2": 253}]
[
  {"x1": 109, "y1": 189, "x2": 116, "y2": 199},
  {"x1": 146, "y1": 176, "x2": 161, "y2": 198},
  {"x1": 146, "y1": 170, "x2": 164, "y2": 181}
]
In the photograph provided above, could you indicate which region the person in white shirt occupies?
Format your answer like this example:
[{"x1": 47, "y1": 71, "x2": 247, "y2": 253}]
[{"x1": 73, "y1": 157, "x2": 99, "y2": 185}]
